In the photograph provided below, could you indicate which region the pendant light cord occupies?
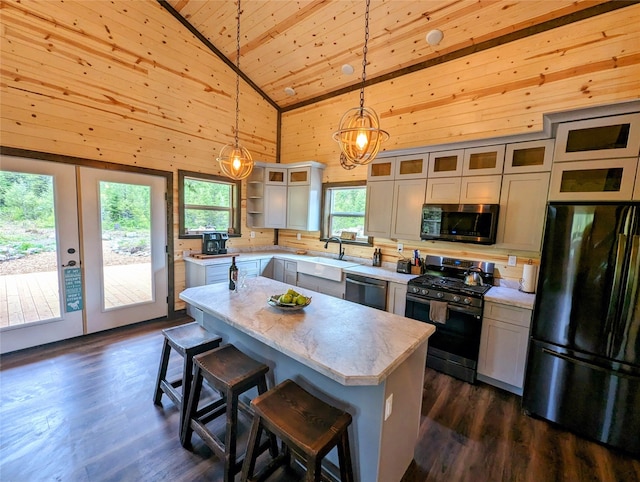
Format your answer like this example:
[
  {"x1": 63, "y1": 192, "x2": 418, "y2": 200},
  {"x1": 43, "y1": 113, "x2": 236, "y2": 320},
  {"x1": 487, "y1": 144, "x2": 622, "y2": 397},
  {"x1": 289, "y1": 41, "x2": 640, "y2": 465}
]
[
  {"x1": 359, "y1": 0, "x2": 370, "y2": 114},
  {"x1": 234, "y1": 0, "x2": 241, "y2": 148}
]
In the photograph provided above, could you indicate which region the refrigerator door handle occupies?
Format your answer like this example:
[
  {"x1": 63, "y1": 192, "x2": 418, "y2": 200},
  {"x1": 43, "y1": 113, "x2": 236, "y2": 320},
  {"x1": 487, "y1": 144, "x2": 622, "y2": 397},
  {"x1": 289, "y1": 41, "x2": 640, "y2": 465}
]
[
  {"x1": 542, "y1": 348, "x2": 640, "y2": 381},
  {"x1": 622, "y1": 235, "x2": 640, "y2": 326},
  {"x1": 605, "y1": 233, "x2": 628, "y2": 349}
]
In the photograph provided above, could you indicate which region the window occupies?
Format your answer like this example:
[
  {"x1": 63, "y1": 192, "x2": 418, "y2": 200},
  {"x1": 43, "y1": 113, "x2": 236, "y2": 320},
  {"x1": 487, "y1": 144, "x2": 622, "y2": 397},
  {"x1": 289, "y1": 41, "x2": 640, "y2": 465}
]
[
  {"x1": 322, "y1": 181, "x2": 371, "y2": 244},
  {"x1": 178, "y1": 170, "x2": 241, "y2": 238}
]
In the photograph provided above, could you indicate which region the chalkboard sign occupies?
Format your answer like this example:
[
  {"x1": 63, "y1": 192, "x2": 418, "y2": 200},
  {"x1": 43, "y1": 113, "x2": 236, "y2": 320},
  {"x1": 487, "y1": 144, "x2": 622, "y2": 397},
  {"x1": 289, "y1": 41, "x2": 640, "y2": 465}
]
[{"x1": 64, "y1": 267, "x2": 83, "y2": 312}]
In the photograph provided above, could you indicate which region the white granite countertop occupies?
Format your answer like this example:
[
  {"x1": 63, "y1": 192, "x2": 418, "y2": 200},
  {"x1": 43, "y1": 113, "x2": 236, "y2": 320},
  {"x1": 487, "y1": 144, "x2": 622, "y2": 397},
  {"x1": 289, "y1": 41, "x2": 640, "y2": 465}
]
[
  {"x1": 180, "y1": 276, "x2": 435, "y2": 386},
  {"x1": 484, "y1": 285, "x2": 536, "y2": 310},
  {"x1": 184, "y1": 250, "x2": 534, "y2": 308}
]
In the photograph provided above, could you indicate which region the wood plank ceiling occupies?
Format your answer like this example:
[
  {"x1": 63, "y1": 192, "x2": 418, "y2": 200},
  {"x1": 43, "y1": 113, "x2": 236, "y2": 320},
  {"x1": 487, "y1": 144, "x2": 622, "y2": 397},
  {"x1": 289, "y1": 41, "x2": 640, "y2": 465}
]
[{"x1": 162, "y1": 0, "x2": 617, "y2": 110}]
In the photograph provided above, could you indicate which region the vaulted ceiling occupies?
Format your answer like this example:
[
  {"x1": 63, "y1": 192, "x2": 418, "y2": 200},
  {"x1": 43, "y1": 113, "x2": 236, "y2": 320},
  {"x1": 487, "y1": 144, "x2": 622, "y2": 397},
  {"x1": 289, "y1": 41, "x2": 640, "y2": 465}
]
[{"x1": 162, "y1": 0, "x2": 617, "y2": 110}]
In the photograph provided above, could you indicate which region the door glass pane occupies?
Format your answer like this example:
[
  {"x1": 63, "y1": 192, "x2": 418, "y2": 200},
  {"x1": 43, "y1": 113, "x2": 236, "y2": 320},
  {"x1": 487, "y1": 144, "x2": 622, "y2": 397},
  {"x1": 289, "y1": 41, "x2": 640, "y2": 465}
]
[
  {"x1": 99, "y1": 181, "x2": 153, "y2": 309},
  {"x1": 398, "y1": 159, "x2": 423, "y2": 175},
  {"x1": 433, "y1": 155, "x2": 458, "y2": 173},
  {"x1": 468, "y1": 152, "x2": 497, "y2": 170},
  {"x1": 512, "y1": 147, "x2": 546, "y2": 167},
  {"x1": 0, "y1": 171, "x2": 60, "y2": 326},
  {"x1": 371, "y1": 162, "x2": 392, "y2": 177},
  {"x1": 289, "y1": 170, "x2": 308, "y2": 183},
  {"x1": 559, "y1": 168, "x2": 623, "y2": 193},
  {"x1": 268, "y1": 171, "x2": 284, "y2": 182},
  {"x1": 566, "y1": 124, "x2": 630, "y2": 153}
]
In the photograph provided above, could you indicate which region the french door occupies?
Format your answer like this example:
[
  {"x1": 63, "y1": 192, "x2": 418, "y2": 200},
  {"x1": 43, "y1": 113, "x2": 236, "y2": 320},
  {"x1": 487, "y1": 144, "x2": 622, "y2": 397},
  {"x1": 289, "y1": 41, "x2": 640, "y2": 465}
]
[{"x1": 0, "y1": 157, "x2": 168, "y2": 353}]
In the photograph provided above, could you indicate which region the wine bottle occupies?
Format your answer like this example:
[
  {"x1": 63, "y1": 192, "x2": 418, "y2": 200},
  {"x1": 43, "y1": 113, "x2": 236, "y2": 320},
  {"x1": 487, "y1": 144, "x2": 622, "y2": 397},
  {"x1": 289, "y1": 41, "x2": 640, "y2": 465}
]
[{"x1": 229, "y1": 256, "x2": 238, "y2": 291}]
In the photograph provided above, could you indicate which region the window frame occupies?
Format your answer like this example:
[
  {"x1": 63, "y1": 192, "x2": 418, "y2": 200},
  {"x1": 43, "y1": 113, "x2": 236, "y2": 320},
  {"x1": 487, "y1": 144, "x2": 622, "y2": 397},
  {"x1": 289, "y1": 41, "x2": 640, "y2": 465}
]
[
  {"x1": 178, "y1": 170, "x2": 241, "y2": 239},
  {"x1": 321, "y1": 180, "x2": 372, "y2": 246}
]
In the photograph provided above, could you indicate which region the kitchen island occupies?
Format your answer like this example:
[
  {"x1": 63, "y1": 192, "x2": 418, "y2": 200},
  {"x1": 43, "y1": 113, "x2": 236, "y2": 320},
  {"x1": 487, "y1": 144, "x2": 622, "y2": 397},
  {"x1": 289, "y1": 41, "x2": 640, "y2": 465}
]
[{"x1": 180, "y1": 276, "x2": 435, "y2": 482}]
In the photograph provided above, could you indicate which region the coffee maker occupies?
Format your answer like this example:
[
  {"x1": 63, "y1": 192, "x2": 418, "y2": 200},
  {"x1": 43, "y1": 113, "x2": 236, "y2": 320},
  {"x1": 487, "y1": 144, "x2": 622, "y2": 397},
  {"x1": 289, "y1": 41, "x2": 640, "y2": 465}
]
[{"x1": 202, "y1": 232, "x2": 228, "y2": 255}]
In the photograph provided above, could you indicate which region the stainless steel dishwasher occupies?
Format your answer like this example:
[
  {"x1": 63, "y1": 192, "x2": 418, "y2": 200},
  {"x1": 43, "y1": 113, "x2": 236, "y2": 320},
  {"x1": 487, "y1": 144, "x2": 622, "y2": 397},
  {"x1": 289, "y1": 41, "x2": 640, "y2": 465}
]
[{"x1": 345, "y1": 273, "x2": 388, "y2": 311}]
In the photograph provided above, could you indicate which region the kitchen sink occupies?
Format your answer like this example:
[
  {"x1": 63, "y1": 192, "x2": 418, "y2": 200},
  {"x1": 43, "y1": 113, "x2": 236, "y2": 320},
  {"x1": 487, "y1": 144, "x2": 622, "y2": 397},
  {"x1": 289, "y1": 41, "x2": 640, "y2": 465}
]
[{"x1": 296, "y1": 257, "x2": 361, "y2": 281}]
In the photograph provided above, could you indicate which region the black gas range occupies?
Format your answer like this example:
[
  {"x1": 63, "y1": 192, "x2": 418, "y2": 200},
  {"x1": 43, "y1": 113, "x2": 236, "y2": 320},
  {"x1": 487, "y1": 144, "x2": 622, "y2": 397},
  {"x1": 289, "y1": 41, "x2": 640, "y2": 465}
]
[{"x1": 405, "y1": 256, "x2": 495, "y2": 383}]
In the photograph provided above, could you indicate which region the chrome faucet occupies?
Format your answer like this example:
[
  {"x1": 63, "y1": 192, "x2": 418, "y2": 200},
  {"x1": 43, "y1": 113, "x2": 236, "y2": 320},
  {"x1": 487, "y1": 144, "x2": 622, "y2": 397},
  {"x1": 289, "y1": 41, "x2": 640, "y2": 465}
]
[{"x1": 324, "y1": 236, "x2": 345, "y2": 260}]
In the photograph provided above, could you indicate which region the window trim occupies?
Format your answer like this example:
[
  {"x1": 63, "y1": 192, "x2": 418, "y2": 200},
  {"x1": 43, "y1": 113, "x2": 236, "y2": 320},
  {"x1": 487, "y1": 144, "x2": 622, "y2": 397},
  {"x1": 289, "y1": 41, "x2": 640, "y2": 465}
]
[
  {"x1": 178, "y1": 170, "x2": 241, "y2": 239},
  {"x1": 321, "y1": 180, "x2": 373, "y2": 246}
]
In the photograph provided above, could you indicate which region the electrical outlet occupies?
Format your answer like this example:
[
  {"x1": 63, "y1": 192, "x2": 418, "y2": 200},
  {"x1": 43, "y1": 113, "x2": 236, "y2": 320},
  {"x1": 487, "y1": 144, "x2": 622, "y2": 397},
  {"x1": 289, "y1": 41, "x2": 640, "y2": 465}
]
[
  {"x1": 508, "y1": 255, "x2": 517, "y2": 266},
  {"x1": 397, "y1": 243, "x2": 403, "y2": 253},
  {"x1": 250, "y1": 231, "x2": 255, "y2": 239},
  {"x1": 296, "y1": 233, "x2": 301, "y2": 240},
  {"x1": 384, "y1": 393, "x2": 393, "y2": 421}
]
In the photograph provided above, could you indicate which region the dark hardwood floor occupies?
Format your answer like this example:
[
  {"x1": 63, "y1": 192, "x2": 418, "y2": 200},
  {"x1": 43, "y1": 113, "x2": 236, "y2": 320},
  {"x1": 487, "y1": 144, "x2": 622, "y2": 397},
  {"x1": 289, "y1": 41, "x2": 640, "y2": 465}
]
[{"x1": 1, "y1": 317, "x2": 638, "y2": 482}]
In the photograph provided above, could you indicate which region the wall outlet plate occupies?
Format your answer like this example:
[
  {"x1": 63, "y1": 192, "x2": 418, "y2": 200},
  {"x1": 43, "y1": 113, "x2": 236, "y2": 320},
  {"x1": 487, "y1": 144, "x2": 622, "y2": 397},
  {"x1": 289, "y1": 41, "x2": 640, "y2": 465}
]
[
  {"x1": 250, "y1": 231, "x2": 255, "y2": 239},
  {"x1": 508, "y1": 255, "x2": 517, "y2": 266},
  {"x1": 384, "y1": 393, "x2": 393, "y2": 420},
  {"x1": 296, "y1": 232, "x2": 301, "y2": 240},
  {"x1": 397, "y1": 243, "x2": 403, "y2": 253}
]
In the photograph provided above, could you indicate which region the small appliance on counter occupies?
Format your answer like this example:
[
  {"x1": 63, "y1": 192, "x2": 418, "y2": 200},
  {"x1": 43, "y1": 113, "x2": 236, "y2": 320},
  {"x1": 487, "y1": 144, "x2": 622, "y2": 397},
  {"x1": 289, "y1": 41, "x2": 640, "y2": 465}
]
[
  {"x1": 396, "y1": 259, "x2": 411, "y2": 273},
  {"x1": 202, "y1": 232, "x2": 228, "y2": 255}
]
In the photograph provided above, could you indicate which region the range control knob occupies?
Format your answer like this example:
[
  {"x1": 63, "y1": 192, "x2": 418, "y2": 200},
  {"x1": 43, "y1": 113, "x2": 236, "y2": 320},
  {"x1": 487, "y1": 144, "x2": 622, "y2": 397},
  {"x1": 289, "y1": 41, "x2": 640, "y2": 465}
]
[
  {"x1": 421, "y1": 289, "x2": 429, "y2": 296},
  {"x1": 463, "y1": 297, "x2": 472, "y2": 305},
  {"x1": 452, "y1": 295, "x2": 461, "y2": 303},
  {"x1": 436, "y1": 292, "x2": 444, "y2": 299}
]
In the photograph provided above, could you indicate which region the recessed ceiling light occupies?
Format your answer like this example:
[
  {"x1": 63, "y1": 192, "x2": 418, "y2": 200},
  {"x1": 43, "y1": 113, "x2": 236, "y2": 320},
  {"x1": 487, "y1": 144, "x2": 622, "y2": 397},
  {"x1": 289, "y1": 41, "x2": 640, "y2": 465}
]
[
  {"x1": 284, "y1": 87, "x2": 296, "y2": 96},
  {"x1": 426, "y1": 29, "x2": 444, "y2": 46},
  {"x1": 341, "y1": 64, "x2": 355, "y2": 75}
]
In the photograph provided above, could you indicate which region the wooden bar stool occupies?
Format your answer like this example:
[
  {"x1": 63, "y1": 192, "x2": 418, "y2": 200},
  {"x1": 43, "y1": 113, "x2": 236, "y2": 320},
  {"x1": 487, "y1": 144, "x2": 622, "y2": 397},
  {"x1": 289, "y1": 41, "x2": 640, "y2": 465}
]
[
  {"x1": 153, "y1": 321, "x2": 222, "y2": 437},
  {"x1": 182, "y1": 344, "x2": 277, "y2": 482},
  {"x1": 241, "y1": 379, "x2": 354, "y2": 482}
]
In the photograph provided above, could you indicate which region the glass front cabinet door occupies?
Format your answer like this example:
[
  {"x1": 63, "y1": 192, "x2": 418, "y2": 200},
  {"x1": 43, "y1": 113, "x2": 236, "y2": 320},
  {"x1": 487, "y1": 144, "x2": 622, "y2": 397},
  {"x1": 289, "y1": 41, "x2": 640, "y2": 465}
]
[
  {"x1": 554, "y1": 113, "x2": 640, "y2": 162},
  {"x1": 548, "y1": 157, "x2": 638, "y2": 201}
]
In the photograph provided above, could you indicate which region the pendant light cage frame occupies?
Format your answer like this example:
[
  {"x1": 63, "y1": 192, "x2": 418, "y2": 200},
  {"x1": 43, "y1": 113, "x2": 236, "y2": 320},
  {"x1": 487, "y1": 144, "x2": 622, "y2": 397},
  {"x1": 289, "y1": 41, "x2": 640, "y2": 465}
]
[
  {"x1": 333, "y1": 0, "x2": 389, "y2": 168},
  {"x1": 216, "y1": 0, "x2": 254, "y2": 180}
]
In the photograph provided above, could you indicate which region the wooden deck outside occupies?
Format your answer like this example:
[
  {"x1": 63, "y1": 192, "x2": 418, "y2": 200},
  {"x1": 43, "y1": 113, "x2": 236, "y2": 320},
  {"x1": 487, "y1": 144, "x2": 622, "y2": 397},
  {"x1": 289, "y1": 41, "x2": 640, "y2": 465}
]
[{"x1": 0, "y1": 263, "x2": 152, "y2": 328}]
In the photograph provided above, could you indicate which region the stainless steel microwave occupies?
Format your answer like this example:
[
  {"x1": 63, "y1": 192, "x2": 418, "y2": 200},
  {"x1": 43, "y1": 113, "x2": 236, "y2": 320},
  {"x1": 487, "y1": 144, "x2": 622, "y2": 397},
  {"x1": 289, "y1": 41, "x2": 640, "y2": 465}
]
[{"x1": 420, "y1": 204, "x2": 499, "y2": 244}]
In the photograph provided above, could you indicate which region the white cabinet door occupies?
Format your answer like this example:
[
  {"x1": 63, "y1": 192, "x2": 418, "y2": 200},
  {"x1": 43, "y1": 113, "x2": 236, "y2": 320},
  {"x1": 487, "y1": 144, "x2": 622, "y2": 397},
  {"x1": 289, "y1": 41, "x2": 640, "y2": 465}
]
[
  {"x1": 459, "y1": 175, "x2": 502, "y2": 204},
  {"x1": 497, "y1": 172, "x2": 550, "y2": 251},
  {"x1": 264, "y1": 184, "x2": 287, "y2": 228},
  {"x1": 504, "y1": 139, "x2": 554, "y2": 174},
  {"x1": 479, "y1": 302, "x2": 532, "y2": 392},
  {"x1": 394, "y1": 154, "x2": 428, "y2": 179},
  {"x1": 554, "y1": 113, "x2": 640, "y2": 162},
  {"x1": 387, "y1": 282, "x2": 407, "y2": 315},
  {"x1": 425, "y1": 177, "x2": 461, "y2": 203},
  {"x1": 548, "y1": 157, "x2": 638, "y2": 201},
  {"x1": 273, "y1": 258, "x2": 285, "y2": 282},
  {"x1": 365, "y1": 180, "x2": 394, "y2": 237},
  {"x1": 428, "y1": 149, "x2": 464, "y2": 178},
  {"x1": 390, "y1": 179, "x2": 426, "y2": 240},
  {"x1": 462, "y1": 145, "x2": 505, "y2": 176},
  {"x1": 287, "y1": 185, "x2": 311, "y2": 230},
  {"x1": 284, "y1": 260, "x2": 297, "y2": 285},
  {"x1": 478, "y1": 317, "x2": 530, "y2": 388}
]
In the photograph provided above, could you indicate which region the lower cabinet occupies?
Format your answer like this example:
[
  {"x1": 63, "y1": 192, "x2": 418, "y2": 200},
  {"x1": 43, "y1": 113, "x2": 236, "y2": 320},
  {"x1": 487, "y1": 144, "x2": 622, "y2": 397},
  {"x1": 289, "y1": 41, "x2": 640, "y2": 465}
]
[
  {"x1": 387, "y1": 282, "x2": 407, "y2": 315},
  {"x1": 273, "y1": 258, "x2": 297, "y2": 285},
  {"x1": 478, "y1": 301, "x2": 532, "y2": 394},
  {"x1": 296, "y1": 273, "x2": 345, "y2": 299}
]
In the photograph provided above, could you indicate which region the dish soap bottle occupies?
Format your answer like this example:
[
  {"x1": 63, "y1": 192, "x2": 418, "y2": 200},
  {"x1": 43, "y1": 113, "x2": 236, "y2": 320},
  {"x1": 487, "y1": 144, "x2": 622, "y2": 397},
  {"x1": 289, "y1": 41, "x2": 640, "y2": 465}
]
[{"x1": 229, "y1": 256, "x2": 238, "y2": 291}]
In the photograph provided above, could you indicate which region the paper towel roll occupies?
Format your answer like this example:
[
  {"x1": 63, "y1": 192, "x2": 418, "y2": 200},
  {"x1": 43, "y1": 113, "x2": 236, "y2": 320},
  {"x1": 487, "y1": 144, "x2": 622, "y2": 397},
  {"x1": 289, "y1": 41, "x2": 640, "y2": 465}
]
[{"x1": 520, "y1": 263, "x2": 537, "y2": 293}]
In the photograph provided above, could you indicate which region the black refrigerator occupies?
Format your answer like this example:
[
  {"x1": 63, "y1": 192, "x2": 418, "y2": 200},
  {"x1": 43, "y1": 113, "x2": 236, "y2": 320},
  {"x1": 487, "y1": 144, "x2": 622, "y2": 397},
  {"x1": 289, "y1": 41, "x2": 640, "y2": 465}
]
[{"x1": 523, "y1": 202, "x2": 640, "y2": 456}]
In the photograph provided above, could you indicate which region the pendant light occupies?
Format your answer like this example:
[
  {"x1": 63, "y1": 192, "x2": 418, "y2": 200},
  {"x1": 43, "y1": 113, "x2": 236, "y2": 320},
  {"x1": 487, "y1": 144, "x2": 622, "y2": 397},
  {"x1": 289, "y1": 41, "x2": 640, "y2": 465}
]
[
  {"x1": 216, "y1": 0, "x2": 254, "y2": 180},
  {"x1": 333, "y1": 0, "x2": 389, "y2": 168}
]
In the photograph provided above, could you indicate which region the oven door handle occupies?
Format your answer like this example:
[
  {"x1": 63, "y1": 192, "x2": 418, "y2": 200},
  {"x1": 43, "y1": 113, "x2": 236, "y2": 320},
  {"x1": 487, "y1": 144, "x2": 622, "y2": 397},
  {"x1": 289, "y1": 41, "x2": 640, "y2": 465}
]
[{"x1": 406, "y1": 294, "x2": 481, "y2": 318}]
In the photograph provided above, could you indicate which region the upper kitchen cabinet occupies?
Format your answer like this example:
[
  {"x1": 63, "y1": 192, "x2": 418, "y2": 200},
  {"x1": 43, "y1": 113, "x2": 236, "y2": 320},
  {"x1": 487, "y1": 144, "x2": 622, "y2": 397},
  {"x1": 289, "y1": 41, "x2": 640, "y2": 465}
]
[
  {"x1": 496, "y1": 172, "x2": 550, "y2": 251},
  {"x1": 247, "y1": 161, "x2": 324, "y2": 230},
  {"x1": 365, "y1": 154, "x2": 427, "y2": 240},
  {"x1": 427, "y1": 149, "x2": 464, "y2": 178},
  {"x1": 504, "y1": 139, "x2": 554, "y2": 174},
  {"x1": 554, "y1": 113, "x2": 640, "y2": 162},
  {"x1": 462, "y1": 145, "x2": 505, "y2": 176},
  {"x1": 548, "y1": 157, "x2": 638, "y2": 202},
  {"x1": 286, "y1": 161, "x2": 325, "y2": 231}
]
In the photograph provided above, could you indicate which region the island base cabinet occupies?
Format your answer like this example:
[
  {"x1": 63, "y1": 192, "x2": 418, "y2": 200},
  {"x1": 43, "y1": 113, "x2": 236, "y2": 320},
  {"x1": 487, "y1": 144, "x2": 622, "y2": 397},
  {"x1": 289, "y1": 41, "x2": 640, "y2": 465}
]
[
  {"x1": 387, "y1": 282, "x2": 407, "y2": 315},
  {"x1": 192, "y1": 306, "x2": 428, "y2": 482},
  {"x1": 478, "y1": 302, "x2": 532, "y2": 395}
]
